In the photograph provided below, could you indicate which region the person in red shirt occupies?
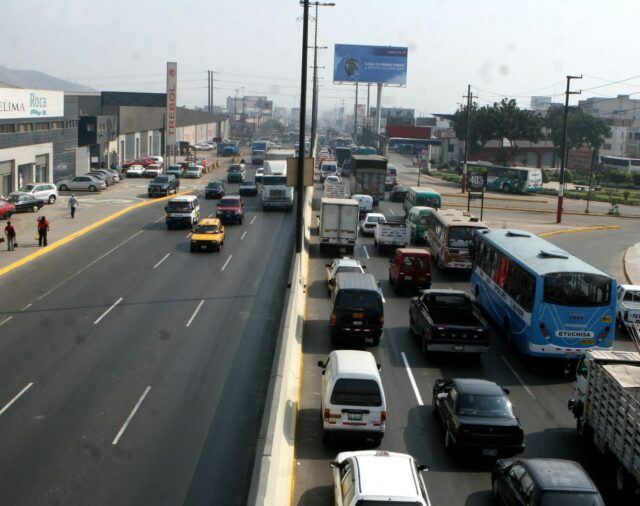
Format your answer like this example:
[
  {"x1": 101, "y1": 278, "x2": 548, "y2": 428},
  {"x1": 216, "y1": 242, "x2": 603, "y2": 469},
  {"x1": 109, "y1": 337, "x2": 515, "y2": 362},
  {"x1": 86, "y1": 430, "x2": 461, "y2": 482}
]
[
  {"x1": 37, "y1": 216, "x2": 49, "y2": 247},
  {"x1": 4, "y1": 221, "x2": 16, "y2": 250}
]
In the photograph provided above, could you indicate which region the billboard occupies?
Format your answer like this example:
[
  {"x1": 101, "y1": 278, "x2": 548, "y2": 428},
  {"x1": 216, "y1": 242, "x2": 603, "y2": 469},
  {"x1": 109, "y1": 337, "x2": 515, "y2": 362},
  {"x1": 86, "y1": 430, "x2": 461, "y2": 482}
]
[
  {"x1": 166, "y1": 62, "x2": 177, "y2": 147},
  {"x1": 333, "y1": 44, "x2": 408, "y2": 85},
  {"x1": 0, "y1": 88, "x2": 64, "y2": 119}
]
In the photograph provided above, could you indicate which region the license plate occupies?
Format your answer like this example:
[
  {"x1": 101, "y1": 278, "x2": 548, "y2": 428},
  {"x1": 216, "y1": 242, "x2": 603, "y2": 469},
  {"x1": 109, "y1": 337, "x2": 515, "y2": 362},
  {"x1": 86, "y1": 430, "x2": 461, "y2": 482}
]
[
  {"x1": 348, "y1": 412, "x2": 362, "y2": 421},
  {"x1": 482, "y1": 449, "x2": 498, "y2": 457},
  {"x1": 352, "y1": 313, "x2": 363, "y2": 318},
  {"x1": 581, "y1": 339, "x2": 595, "y2": 345},
  {"x1": 404, "y1": 276, "x2": 412, "y2": 280}
]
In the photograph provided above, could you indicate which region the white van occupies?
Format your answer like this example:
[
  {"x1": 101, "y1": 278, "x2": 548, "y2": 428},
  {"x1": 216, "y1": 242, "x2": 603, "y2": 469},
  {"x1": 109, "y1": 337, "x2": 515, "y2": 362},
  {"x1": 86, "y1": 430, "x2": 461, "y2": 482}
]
[
  {"x1": 165, "y1": 195, "x2": 200, "y2": 229},
  {"x1": 320, "y1": 161, "x2": 338, "y2": 182},
  {"x1": 385, "y1": 164, "x2": 398, "y2": 190},
  {"x1": 317, "y1": 350, "x2": 386, "y2": 446},
  {"x1": 351, "y1": 194, "x2": 373, "y2": 216}
]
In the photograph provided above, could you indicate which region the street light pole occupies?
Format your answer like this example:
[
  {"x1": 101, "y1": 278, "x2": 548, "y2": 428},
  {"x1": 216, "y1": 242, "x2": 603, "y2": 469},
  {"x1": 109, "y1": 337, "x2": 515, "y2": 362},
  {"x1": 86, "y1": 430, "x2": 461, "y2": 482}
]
[{"x1": 296, "y1": 0, "x2": 310, "y2": 254}]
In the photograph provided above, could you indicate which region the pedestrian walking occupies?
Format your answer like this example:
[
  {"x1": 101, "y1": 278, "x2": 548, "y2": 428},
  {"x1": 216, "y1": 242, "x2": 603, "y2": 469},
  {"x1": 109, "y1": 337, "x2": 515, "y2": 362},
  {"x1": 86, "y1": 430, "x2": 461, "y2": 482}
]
[
  {"x1": 37, "y1": 216, "x2": 49, "y2": 247},
  {"x1": 68, "y1": 194, "x2": 79, "y2": 218},
  {"x1": 4, "y1": 221, "x2": 16, "y2": 251}
]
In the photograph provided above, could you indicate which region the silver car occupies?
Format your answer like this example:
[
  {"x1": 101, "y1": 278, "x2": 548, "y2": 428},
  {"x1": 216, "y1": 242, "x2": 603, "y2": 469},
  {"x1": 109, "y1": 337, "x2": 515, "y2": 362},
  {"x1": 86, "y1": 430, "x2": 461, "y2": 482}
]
[{"x1": 57, "y1": 175, "x2": 107, "y2": 192}]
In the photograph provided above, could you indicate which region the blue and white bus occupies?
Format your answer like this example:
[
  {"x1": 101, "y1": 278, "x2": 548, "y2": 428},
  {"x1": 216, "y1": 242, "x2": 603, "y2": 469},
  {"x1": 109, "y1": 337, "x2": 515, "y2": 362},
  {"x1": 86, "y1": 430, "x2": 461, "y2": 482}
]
[{"x1": 471, "y1": 229, "x2": 617, "y2": 358}]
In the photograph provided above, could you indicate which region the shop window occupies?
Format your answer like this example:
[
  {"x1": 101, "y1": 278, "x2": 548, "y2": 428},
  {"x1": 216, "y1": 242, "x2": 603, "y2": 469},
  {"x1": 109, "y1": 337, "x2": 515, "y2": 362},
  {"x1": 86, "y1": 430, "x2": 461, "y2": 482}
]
[{"x1": 18, "y1": 123, "x2": 33, "y2": 132}]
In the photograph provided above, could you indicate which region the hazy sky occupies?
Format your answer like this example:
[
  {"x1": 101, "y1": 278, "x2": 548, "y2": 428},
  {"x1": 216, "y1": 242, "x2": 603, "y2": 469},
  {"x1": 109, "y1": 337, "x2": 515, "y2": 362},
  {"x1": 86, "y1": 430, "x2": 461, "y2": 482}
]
[{"x1": 3, "y1": 0, "x2": 640, "y2": 116}]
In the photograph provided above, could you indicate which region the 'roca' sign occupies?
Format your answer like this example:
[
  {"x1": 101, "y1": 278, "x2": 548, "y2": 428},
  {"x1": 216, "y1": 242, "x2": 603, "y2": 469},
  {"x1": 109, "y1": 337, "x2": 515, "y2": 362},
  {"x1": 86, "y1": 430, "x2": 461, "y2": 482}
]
[{"x1": 0, "y1": 88, "x2": 63, "y2": 119}]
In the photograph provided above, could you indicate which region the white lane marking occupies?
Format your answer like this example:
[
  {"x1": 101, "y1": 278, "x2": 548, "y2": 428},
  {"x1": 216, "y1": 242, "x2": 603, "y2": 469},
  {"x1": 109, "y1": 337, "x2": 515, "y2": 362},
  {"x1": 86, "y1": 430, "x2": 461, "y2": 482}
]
[
  {"x1": 21, "y1": 303, "x2": 32, "y2": 311},
  {"x1": 250, "y1": 215, "x2": 257, "y2": 225},
  {"x1": 0, "y1": 316, "x2": 13, "y2": 326},
  {"x1": 241, "y1": 231, "x2": 247, "y2": 240},
  {"x1": 501, "y1": 355, "x2": 536, "y2": 400},
  {"x1": 37, "y1": 230, "x2": 144, "y2": 301},
  {"x1": 221, "y1": 254, "x2": 233, "y2": 271},
  {"x1": 153, "y1": 253, "x2": 170, "y2": 269},
  {"x1": 363, "y1": 246, "x2": 370, "y2": 259},
  {"x1": 186, "y1": 299, "x2": 205, "y2": 327},
  {"x1": 112, "y1": 386, "x2": 151, "y2": 445},
  {"x1": 185, "y1": 232, "x2": 192, "y2": 238},
  {"x1": 0, "y1": 382, "x2": 33, "y2": 416},
  {"x1": 94, "y1": 297, "x2": 124, "y2": 325},
  {"x1": 389, "y1": 208, "x2": 396, "y2": 215},
  {"x1": 401, "y1": 352, "x2": 423, "y2": 406}
]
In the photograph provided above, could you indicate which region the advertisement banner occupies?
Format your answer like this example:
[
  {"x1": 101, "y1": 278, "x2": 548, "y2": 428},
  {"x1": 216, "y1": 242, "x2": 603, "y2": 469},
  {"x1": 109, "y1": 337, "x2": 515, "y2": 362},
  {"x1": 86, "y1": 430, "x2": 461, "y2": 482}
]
[
  {"x1": 0, "y1": 89, "x2": 64, "y2": 119},
  {"x1": 333, "y1": 44, "x2": 408, "y2": 85},
  {"x1": 166, "y1": 62, "x2": 177, "y2": 147}
]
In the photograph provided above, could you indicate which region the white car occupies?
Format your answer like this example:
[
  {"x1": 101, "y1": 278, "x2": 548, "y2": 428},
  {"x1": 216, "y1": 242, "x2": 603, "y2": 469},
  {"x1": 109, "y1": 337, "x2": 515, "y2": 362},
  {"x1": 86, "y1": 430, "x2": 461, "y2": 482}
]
[
  {"x1": 184, "y1": 164, "x2": 203, "y2": 178},
  {"x1": 149, "y1": 155, "x2": 164, "y2": 166},
  {"x1": 324, "y1": 175, "x2": 342, "y2": 184},
  {"x1": 331, "y1": 450, "x2": 431, "y2": 506},
  {"x1": 325, "y1": 257, "x2": 366, "y2": 292},
  {"x1": 360, "y1": 212, "x2": 386, "y2": 235},
  {"x1": 126, "y1": 164, "x2": 146, "y2": 177},
  {"x1": 17, "y1": 183, "x2": 58, "y2": 204},
  {"x1": 352, "y1": 194, "x2": 373, "y2": 215},
  {"x1": 194, "y1": 143, "x2": 213, "y2": 151},
  {"x1": 616, "y1": 284, "x2": 640, "y2": 334}
]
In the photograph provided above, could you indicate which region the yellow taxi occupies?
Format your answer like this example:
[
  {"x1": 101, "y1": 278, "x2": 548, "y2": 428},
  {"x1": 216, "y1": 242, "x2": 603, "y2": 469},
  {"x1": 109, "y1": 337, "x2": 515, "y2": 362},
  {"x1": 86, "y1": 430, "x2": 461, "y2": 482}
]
[{"x1": 190, "y1": 217, "x2": 225, "y2": 252}]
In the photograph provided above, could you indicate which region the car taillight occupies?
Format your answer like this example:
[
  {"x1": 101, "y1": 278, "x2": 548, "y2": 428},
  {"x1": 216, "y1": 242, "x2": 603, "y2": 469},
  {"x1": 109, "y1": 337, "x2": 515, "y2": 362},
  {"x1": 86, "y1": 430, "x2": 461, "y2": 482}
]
[
  {"x1": 379, "y1": 315, "x2": 384, "y2": 327},
  {"x1": 330, "y1": 314, "x2": 336, "y2": 325},
  {"x1": 381, "y1": 411, "x2": 386, "y2": 423}
]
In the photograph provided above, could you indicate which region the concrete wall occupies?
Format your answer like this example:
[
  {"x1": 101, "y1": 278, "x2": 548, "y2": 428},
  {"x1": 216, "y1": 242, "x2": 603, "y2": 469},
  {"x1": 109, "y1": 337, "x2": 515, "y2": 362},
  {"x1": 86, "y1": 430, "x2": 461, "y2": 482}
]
[{"x1": 0, "y1": 142, "x2": 53, "y2": 196}]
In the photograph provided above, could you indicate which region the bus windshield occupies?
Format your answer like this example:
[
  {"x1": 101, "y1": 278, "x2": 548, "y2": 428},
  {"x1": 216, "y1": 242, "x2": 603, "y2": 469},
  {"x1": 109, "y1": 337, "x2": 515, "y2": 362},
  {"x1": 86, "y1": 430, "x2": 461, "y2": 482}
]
[
  {"x1": 543, "y1": 272, "x2": 612, "y2": 307},
  {"x1": 448, "y1": 226, "x2": 478, "y2": 248}
]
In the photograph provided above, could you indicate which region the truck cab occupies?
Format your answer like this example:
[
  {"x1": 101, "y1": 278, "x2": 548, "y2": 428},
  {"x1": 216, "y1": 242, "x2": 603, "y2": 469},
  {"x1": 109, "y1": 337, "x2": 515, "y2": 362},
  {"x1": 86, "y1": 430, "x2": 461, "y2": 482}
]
[{"x1": 616, "y1": 284, "x2": 640, "y2": 334}]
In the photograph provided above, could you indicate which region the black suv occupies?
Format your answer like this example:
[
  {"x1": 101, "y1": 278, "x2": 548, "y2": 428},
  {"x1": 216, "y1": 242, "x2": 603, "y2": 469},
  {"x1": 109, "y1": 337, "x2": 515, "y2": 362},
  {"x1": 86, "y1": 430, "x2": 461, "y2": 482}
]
[
  {"x1": 205, "y1": 181, "x2": 225, "y2": 199},
  {"x1": 432, "y1": 378, "x2": 525, "y2": 458},
  {"x1": 148, "y1": 175, "x2": 179, "y2": 197}
]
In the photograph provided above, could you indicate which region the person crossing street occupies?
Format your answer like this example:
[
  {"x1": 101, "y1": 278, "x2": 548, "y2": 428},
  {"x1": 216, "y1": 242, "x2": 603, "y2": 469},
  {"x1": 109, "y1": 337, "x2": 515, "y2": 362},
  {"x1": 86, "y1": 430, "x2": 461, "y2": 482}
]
[
  {"x1": 37, "y1": 216, "x2": 50, "y2": 247},
  {"x1": 68, "y1": 194, "x2": 79, "y2": 218},
  {"x1": 4, "y1": 221, "x2": 16, "y2": 251}
]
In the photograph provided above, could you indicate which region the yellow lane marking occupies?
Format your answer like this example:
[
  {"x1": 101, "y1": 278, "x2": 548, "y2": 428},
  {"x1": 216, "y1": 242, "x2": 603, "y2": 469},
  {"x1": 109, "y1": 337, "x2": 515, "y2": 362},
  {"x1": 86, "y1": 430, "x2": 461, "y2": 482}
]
[{"x1": 539, "y1": 225, "x2": 621, "y2": 237}]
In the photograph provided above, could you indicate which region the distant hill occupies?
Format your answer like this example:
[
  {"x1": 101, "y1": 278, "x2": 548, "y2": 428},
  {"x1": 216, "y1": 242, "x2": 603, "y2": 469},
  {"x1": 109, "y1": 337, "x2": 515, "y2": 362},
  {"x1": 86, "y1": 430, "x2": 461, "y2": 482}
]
[{"x1": 0, "y1": 65, "x2": 96, "y2": 92}]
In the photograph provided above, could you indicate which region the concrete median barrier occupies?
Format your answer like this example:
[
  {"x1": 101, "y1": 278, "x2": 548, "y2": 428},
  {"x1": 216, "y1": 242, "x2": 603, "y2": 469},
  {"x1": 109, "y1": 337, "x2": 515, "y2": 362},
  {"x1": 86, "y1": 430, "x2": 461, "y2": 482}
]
[{"x1": 248, "y1": 186, "x2": 313, "y2": 506}]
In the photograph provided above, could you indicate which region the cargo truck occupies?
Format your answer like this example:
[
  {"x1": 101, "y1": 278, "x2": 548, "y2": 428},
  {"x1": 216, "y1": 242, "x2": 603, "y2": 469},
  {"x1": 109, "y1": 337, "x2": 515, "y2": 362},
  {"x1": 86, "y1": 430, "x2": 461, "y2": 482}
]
[
  {"x1": 350, "y1": 155, "x2": 387, "y2": 206},
  {"x1": 335, "y1": 146, "x2": 352, "y2": 169},
  {"x1": 318, "y1": 197, "x2": 359, "y2": 254},
  {"x1": 568, "y1": 345, "x2": 640, "y2": 497},
  {"x1": 251, "y1": 141, "x2": 268, "y2": 164}
]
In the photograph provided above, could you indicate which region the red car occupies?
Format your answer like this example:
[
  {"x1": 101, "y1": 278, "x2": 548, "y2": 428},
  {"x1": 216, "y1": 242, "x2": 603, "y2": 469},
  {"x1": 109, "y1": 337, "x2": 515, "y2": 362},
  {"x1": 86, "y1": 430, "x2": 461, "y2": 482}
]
[
  {"x1": 122, "y1": 158, "x2": 156, "y2": 168},
  {"x1": 0, "y1": 200, "x2": 16, "y2": 219},
  {"x1": 216, "y1": 196, "x2": 245, "y2": 224}
]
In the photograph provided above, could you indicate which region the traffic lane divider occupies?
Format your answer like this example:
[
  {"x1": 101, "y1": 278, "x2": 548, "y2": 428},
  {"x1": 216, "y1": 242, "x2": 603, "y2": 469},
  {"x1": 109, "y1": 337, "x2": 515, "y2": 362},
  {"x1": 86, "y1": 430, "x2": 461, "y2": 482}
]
[
  {"x1": 0, "y1": 190, "x2": 195, "y2": 279},
  {"x1": 442, "y1": 200, "x2": 638, "y2": 219}
]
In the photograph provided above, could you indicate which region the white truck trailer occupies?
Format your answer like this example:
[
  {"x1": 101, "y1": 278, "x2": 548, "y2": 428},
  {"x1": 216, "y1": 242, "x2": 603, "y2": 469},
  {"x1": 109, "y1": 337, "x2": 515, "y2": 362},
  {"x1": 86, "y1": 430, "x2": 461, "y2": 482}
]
[
  {"x1": 568, "y1": 345, "x2": 640, "y2": 497},
  {"x1": 318, "y1": 197, "x2": 359, "y2": 255}
]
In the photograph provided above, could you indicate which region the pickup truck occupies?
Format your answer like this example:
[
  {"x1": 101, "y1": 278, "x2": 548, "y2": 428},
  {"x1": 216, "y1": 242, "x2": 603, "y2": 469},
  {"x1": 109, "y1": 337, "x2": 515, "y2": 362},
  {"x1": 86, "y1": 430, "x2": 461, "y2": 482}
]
[
  {"x1": 148, "y1": 175, "x2": 179, "y2": 197},
  {"x1": 409, "y1": 289, "x2": 490, "y2": 356},
  {"x1": 616, "y1": 284, "x2": 640, "y2": 334},
  {"x1": 373, "y1": 219, "x2": 410, "y2": 253}
]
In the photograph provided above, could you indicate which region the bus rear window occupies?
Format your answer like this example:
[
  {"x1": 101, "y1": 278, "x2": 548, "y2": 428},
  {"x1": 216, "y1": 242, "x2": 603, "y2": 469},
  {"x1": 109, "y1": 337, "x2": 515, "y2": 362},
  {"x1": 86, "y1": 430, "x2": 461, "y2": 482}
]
[
  {"x1": 416, "y1": 196, "x2": 440, "y2": 208},
  {"x1": 543, "y1": 272, "x2": 612, "y2": 307}
]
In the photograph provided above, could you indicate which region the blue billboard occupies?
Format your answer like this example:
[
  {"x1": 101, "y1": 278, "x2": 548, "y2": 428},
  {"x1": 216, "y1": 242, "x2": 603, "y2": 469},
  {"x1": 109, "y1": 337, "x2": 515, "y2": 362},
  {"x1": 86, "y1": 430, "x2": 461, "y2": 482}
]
[{"x1": 333, "y1": 44, "x2": 408, "y2": 85}]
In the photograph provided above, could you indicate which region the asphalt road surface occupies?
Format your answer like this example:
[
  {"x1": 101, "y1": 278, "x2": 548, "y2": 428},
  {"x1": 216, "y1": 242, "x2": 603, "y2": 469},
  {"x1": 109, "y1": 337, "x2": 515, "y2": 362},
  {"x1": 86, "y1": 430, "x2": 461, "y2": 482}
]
[
  {"x1": 294, "y1": 160, "x2": 639, "y2": 505},
  {"x1": 0, "y1": 167, "x2": 295, "y2": 506}
]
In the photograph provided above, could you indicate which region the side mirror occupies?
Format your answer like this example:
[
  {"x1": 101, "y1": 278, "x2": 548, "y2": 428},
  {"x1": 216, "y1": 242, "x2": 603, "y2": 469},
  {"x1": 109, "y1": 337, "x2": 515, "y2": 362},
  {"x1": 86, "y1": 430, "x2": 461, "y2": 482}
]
[
  {"x1": 417, "y1": 464, "x2": 430, "y2": 472},
  {"x1": 317, "y1": 360, "x2": 325, "y2": 368},
  {"x1": 503, "y1": 388, "x2": 511, "y2": 396}
]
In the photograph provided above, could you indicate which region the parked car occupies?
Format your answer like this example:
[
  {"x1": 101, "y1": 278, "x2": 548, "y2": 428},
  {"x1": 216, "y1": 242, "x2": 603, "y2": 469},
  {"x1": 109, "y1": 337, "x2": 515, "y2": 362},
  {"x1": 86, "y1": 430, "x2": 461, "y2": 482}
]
[
  {"x1": 205, "y1": 181, "x2": 226, "y2": 199},
  {"x1": 126, "y1": 165, "x2": 146, "y2": 177},
  {"x1": 325, "y1": 257, "x2": 366, "y2": 294},
  {"x1": 4, "y1": 193, "x2": 46, "y2": 213},
  {"x1": 255, "y1": 168, "x2": 264, "y2": 184},
  {"x1": 91, "y1": 168, "x2": 119, "y2": 183},
  {"x1": 331, "y1": 450, "x2": 432, "y2": 506},
  {"x1": 194, "y1": 142, "x2": 213, "y2": 151},
  {"x1": 122, "y1": 158, "x2": 155, "y2": 168},
  {"x1": 360, "y1": 212, "x2": 386, "y2": 235},
  {"x1": 238, "y1": 181, "x2": 258, "y2": 196},
  {"x1": 432, "y1": 378, "x2": 525, "y2": 458},
  {"x1": 190, "y1": 218, "x2": 225, "y2": 252},
  {"x1": 148, "y1": 175, "x2": 179, "y2": 197},
  {"x1": 144, "y1": 164, "x2": 162, "y2": 178},
  {"x1": 87, "y1": 171, "x2": 113, "y2": 186},
  {"x1": 149, "y1": 155, "x2": 164, "y2": 166},
  {"x1": 227, "y1": 164, "x2": 246, "y2": 183},
  {"x1": 492, "y1": 458, "x2": 604, "y2": 506},
  {"x1": 184, "y1": 164, "x2": 203, "y2": 179},
  {"x1": 216, "y1": 196, "x2": 245, "y2": 224},
  {"x1": 166, "y1": 164, "x2": 184, "y2": 178},
  {"x1": 0, "y1": 200, "x2": 16, "y2": 219},
  {"x1": 17, "y1": 183, "x2": 58, "y2": 204},
  {"x1": 57, "y1": 175, "x2": 107, "y2": 192},
  {"x1": 389, "y1": 185, "x2": 408, "y2": 202}
]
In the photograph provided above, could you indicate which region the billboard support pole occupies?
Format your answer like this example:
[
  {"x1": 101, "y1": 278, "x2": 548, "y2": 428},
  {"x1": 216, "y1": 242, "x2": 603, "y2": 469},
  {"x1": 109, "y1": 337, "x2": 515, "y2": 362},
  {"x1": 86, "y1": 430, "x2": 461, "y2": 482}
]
[
  {"x1": 375, "y1": 84, "x2": 382, "y2": 151},
  {"x1": 354, "y1": 82, "x2": 359, "y2": 144}
]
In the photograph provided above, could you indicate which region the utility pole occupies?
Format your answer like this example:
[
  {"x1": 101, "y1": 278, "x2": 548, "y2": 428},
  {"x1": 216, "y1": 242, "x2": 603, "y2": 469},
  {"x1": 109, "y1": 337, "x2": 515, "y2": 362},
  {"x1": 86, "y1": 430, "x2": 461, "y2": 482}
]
[
  {"x1": 354, "y1": 82, "x2": 359, "y2": 144},
  {"x1": 461, "y1": 84, "x2": 474, "y2": 193},
  {"x1": 556, "y1": 74, "x2": 582, "y2": 224},
  {"x1": 296, "y1": 0, "x2": 310, "y2": 253}
]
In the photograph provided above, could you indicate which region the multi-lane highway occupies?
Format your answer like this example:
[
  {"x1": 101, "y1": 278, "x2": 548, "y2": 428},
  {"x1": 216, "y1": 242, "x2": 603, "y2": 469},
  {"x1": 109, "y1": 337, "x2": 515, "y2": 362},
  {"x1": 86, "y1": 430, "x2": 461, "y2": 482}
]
[
  {"x1": 294, "y1": 153, "x2": 640, "y2": 505},
  {"x1": 0, "y1": 163, "x2": 295, "y2": 505}
]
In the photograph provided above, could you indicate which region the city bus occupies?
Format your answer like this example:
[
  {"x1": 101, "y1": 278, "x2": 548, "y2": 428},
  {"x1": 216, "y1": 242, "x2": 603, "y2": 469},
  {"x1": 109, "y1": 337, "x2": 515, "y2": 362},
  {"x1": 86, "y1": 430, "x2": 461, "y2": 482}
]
[
  {"x1": 471, "y1": 229, "x2": 617, "y2": 358},
  {"x1": 468, "y1": 162, "x2": 543, "y2": 193},
  {"x1": 600, "y1": 155, "x2": 640, "y2": 172},
  {"x1": 426, "y1": 209, "x2": 488, "y2": 270},
  {"x1": 387, "y1": 137, "x2": 430, "y2": 154}
]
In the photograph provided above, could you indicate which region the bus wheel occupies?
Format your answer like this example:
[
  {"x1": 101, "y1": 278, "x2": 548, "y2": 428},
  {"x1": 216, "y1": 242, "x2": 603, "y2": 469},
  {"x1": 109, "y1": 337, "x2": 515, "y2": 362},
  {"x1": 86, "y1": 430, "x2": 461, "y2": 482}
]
[{"x1": 503, "y1": 183, "x2": 511, "y2": 193}]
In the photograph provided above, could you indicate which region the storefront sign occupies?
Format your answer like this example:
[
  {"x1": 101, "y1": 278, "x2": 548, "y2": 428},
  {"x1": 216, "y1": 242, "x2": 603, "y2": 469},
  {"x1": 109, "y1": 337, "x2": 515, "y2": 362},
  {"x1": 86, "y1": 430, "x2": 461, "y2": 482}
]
[
  {"x1": 166, "y1": 62, "x2": 177, "y2": 147},
  {"x1": 0, "y1": 89, "x2": 64, "y2": 119}
]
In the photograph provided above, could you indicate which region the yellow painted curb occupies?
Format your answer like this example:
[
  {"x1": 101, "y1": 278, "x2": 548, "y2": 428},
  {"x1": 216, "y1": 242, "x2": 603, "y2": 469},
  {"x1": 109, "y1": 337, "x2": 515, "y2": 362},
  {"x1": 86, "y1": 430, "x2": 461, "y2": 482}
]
[
  {"x1": 539, "y1": 225, "x2": 621, "y2": 237},
  {"x1": 0, "y1": 190, "x2": 194, "y2": 278}
]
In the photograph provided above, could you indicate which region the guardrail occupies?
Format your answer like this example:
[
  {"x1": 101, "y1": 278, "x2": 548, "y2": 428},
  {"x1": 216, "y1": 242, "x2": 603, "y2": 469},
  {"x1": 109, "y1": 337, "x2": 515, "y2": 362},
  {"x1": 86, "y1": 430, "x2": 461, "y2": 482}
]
[{"x1": 248, "y1": 186, "x2": 313, "y2": 506}]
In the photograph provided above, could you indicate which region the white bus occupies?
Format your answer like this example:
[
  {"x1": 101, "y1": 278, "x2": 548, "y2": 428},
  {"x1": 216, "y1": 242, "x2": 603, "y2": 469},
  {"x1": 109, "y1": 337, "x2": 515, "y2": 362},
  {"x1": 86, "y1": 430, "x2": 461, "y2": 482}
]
[{"x1": 600, "y1": 155, "x2": 640, "y2": 172}]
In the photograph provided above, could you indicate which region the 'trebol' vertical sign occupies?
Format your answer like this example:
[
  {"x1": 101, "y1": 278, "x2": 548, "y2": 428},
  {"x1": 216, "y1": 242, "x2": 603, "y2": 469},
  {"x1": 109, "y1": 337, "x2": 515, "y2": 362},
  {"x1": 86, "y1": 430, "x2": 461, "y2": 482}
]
[{"x1": 166, "y1": 62, "x2": 177, "y2": 149}]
